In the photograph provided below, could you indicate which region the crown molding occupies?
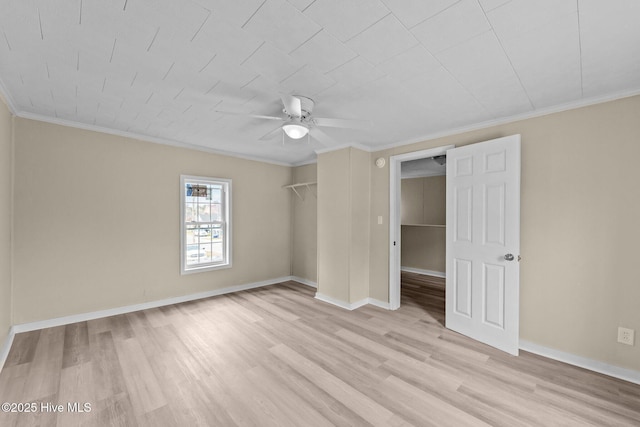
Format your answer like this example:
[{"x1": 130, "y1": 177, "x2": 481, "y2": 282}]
[
  {"x1": 15, "y1": 111, "x2": 295, "y2": 167},
  {"x1": 372, "y1": 88, "x2": 640, "y2": 153},
  {"x1": 6, "y1": 86, "x2": 640, "y2": 166},
  {"x1": 292, "y1": 158, "x2": 318, "y2": 167},
  {"x1": 0, "y1": 76, "x2": 18, "y2": 115},
  {"x1": 314, "y1": 142, "x2": 373, "y2": 156}
]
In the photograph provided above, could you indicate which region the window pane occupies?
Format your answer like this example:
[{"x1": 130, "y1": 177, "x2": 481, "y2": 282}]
[
  {"x1": 211, "y1": 241, "x2": 223, "y2": 262},
  {"x1": 211, "y1": 227, "x2": 223, "y2": 262},
  {"x1": 202, "y1": 243, "x2": 213, "y2": 262},
  {"x1": 182, "y1": 176, "x2": 230, "y2": 273},
  {"x1": 210, "y1": 187, "x2": 222, "y2": 203},
  {"x1": 193, "y1": 224, "x2": 212, "y2": 242},
  {"x1": 185, "y1": 224, "x2": 198, "y2": 244},
  {"x1": 185, "y1": 203, "x2": 197, "y2": 223},
  {"x1": 209, "y1": 203, "x2": 222, "y2": 222},
  {"x1": 198, "y1": 204, "x2": 213, "y2": 223},
  {"x1": 210, "y1": 224, "x2": 222, "y2": 241},
  {"x1": 186, "y1": 244, "x2": 208, "y2": 265}
]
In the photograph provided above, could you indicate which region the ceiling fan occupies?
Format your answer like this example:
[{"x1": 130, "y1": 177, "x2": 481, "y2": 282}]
[{"x1": 216, "y1": 94, "x2": 370, "y2": 145}]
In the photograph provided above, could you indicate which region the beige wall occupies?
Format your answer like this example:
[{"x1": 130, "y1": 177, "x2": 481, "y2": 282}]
[
  {"x1": 317, "y1": 149, "x2": 350, "y2": 301},
  {"x1": 0, "y1": 97, "x2": 12, "y2": 347},
  {"x1": 421, "y1": 176, "x2": 446, "y2": 225},
  {"x1": 401, "y1": 176, "x2": 446, "y2": 225},
  {"x1": 400, "y1": 178, "x2": 422, "y2": 224},
  {"x1": 12, "y1": 118, "x2": 292, "y2": 324},
  {"x1": 317, "y1": 147, "x2": 370, "y2": 303},
  {"x1": 401, "y1": 176, "x2": 446, "y2": 273},
  {"x1": 291, "y1": 164, "x2": 317, "y2": 283},
  {"x1": 401, "y1": 227, "x2": 445, "y2": 273},
  {"x1": 349, "y1": 148, "x2": 371, "y2": 303},
  {"x1": 370, "y1": 95, "x2": 640, "y2": 371}
]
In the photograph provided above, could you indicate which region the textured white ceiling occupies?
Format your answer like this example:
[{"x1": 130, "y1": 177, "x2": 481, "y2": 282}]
[{"x1": 0, "y1": 0, "x2": 639, "y2": 165}]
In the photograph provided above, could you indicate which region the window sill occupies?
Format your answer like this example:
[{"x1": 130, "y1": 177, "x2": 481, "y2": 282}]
[{"x1": 181, "y1": 262, "x2": 232, "y2": 275}]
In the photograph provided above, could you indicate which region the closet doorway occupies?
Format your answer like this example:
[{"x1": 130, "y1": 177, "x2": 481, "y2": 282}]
[
  {"x1": 389, "y1": 145, "x2": 453, "y2": 310},
  {"x1": 400, "y1": 157, "x2": 447, "y2": 276}
]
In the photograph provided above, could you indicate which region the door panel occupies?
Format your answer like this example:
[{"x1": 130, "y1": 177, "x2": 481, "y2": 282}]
[
  {"x1": 483, "y1": 263, "x2": 505, "y2": 328},
  {"x1": 453, "y1": 258, "x2": 472, "y2": 317},
  {"x1": 484, "y1": 183, "x2": 505, "y2": 245},
  {"x1": 454, "y1": 186, "x2": 473, "y2": 242},
  {"x1": 446, "y1": 134, "x2": 521, "y2": 355},
  {"x1": 454, "y1": 155, "x2": 474, "y2": 176},
  {"x1": 485, "y1": 150, "x2": 506, "y2": 173}
]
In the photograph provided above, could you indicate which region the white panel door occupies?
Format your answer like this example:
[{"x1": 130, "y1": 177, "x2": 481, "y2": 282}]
[{"x1": 446, "y1": 134, "x2": 521, "y2": 355}]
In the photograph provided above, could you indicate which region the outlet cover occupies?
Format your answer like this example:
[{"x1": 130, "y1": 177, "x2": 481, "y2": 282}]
[{"x1": 617, "y1": 327, "x2": 635, "y2": 346}]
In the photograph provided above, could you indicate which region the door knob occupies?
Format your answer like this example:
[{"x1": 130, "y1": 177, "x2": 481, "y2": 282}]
[{"x1": 504, "y1": 253, "x2": 514, "y2": 261}]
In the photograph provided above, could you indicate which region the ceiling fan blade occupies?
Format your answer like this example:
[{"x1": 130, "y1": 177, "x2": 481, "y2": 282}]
[
  {"x1": 215, "y1": 111, "x2": 283, "y2": 121},
  {"x1": 280, "y1": 94, "x2": 302, "y2": 117},
  {"x1": 259, "y1": 125, "x2": 283, "y2": 141},
  {"x1": 313, "y1": 117, "x2": 372, "y2": 129},
  {"x1": 310, "y1": 128, "x2": 337, "y2": 147}
]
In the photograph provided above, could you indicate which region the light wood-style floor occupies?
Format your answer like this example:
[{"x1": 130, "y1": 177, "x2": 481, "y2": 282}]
[{"x1": 1, "y1": 272, "x2": 639, "y2": 426}]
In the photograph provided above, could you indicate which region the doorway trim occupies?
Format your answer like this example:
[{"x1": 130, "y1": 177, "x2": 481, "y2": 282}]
[{"x1": 388, "y1": 145, "x2": 454, "y2": 310}]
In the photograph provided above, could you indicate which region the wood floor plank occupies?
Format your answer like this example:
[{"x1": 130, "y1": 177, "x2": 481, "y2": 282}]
[
  {"x1": 87, "y1": 331, "x2": 131, "y2": 401},
  {"x1": 161, "y1": 377, "x2": 236, "y2": 427},
  {"x1": 15, "y1": 392, "x2": 58, "y2": 427},
  {"x1": 113, "y1": 338, "x2": 167, "y2": 416},
  {"x1": 270, "y1": 343, "x2": 395, "y2": 426},
  {"x1": 458, "y1": 374, "x2": 596, "y2": 426},
  {"x1": 0, "y1": 374, "x2": 25, "y2": 427},
  {"x1": 135, "y1": 404, "x2": 179, "y2": 427},
  {"x1": 200, "y1": 366, "x2": 283, "y2": 427},
  {"x1": 268, "y1": 316, "x2": 386, "y2": 369},
  {"x1": 22, "y1": 326, "x2": 65, "y2": 401},
  {"x1": 61, "y1": 322, "x2": 90, "y2": 369},
  {"x1": 258, "y1": 351, "x2": 371, "y2": 427},
  {"x1": 3, "y1": 330, "x2": 40, "y2": 367},
  {"x1": 534, "y1": 382, "x2": 640, "y2": 426},
  {"x1": 246, "y1": 365, "x2": 335, "y2": 427},
  {"x1": 56, "y1": 361, "x2": 95, "y2": 427},
  {"x1": 0, "y1": 271, "x2": 639, "y2": 426},
  {"x1": 382, "y1": 375, "x2": 491, "y2": 427},
  {"x1": 88, "y1": 392, "x2": 139, "y2": 427},
  {"x1": 334, "y1": 328, "x2": 428, "y2": 368},
  {"x1": 231, "y1": 290, "x2": 300, "y2": 323}
]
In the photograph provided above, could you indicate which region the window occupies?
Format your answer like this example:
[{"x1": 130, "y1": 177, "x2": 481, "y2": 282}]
[{"x1": 180, "y1": 175, "x2": 231, "y2": 274}]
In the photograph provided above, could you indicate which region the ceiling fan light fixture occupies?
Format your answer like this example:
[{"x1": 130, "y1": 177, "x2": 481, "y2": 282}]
[{"x1": 282, "y1": 123, "x2": 309, "y2": 139}]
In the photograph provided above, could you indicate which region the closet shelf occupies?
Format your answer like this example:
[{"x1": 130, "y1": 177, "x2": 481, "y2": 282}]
[
  {"x1": 401, "y1": 224, "x2": 446, "y2": 228},
  {"x1": 283, "y1": 181, "x2": 317, "y2": 200}
]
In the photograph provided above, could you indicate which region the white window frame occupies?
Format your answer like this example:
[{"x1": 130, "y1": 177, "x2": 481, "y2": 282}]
[{"x1": 180, "y1": 175, "x2": 232, "y2": 274}]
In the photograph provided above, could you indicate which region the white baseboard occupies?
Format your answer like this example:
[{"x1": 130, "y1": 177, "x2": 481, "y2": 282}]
[
  {"x1": 520, "y1": 340, "x2": 640, "y2": 385},
  {"x1": 0, "y1": 326, "x2": 15, "y2": 372},
  {"x1": 401, "y1": 267, "x2": 445, "y2": 278},
  {"x1": 290, "y1": 276, "x2": 317, "y2": 288},
  {"x1": 11, "y1": 276, "x2": 293, "y2": 335},
  {"x1": 314, "y1": 293, "x2": 369, "y2": 310},
  {"x1": 314, "y1": 293, "x2": 391, "y2": 310},
  {"x1": 367, "y1": 298, "x2": 391, "y2": 310}
]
